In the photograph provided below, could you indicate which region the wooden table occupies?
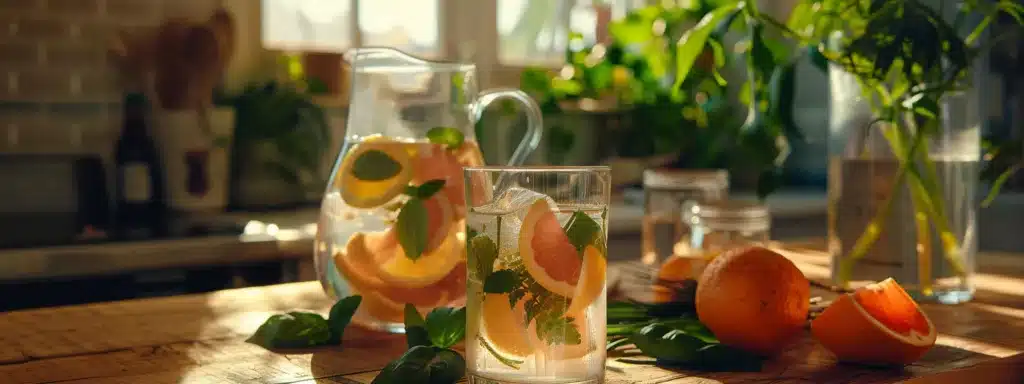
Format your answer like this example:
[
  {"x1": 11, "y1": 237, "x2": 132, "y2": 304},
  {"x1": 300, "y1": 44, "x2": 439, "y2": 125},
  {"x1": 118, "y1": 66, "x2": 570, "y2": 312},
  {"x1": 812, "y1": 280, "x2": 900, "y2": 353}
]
[{"x1": 2, "y1": 246, "x2": 1024, "y2": 384}]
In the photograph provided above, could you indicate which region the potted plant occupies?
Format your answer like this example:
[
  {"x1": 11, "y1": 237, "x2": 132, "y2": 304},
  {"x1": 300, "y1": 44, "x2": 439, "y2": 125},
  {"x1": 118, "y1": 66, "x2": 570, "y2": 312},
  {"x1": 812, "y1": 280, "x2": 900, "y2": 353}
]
[
  {"x1": 687, "y1": 0, "x2": 1023, "y2": 302},
  {"x1": 220, "y1": 78, "x2": 332, "y2": 209},
  {"x1": 518, "y1": 1, "x2": 800, "y2": 196}
]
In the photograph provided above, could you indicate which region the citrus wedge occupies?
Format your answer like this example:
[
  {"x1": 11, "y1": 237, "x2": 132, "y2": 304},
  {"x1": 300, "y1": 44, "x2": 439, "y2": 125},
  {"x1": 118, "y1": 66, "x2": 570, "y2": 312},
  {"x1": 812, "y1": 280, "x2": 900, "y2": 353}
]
[
  {"x1": 811, "y1": 278, "x2": 936, "y2": 365},
  {"x1": 481, "y1": 293, "x2": 534, "y2": 358},
  {"x1": 565, "y1": 245, "x2": 606, "y2": 315},
  {"x1": 519, "y1": 199, "x2": 583, "y2": 297},
  {"x1": 338, "y1": 139, "x2": 413, "y2": 209},
  {"x1": 377, "y1": 222, "x2": 465, "y2": 288},
  {"x1": 334, "y1": 231, "x2": 455, "y2": 308}
]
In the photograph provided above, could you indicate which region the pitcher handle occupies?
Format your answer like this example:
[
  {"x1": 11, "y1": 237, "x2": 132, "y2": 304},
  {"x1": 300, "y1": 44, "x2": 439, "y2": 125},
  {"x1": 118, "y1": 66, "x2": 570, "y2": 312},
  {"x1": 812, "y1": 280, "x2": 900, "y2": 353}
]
[{"x1": 472, "y1": 88, "x2": 544, "y2": 166}]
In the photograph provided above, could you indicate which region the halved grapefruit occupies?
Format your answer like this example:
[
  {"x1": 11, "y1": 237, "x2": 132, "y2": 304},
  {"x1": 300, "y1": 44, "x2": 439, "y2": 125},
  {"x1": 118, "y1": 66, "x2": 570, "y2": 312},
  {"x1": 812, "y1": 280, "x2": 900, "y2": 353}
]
[
  {"x1": 481, "y1": 293, "x2": 534, "y2": 358},
  {"x1": 333, "y1": 232, "x2": 450, "y2": 307},
  {"x1": 338, "y1": 139, "x2": 412, "y2": 209},
  {"x1": 811, "y1": 278, "x2": 936, "y2": 365},
  {"x1": 519, "y1": 199, "x2": 583, "y2": 297}
]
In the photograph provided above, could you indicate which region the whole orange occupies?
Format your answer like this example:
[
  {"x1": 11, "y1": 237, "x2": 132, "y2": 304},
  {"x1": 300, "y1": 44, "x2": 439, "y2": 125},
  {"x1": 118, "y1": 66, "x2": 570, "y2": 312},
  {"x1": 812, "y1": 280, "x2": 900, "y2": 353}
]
[{"x1": 695, "y1": 246, "x2": 809, "y2": 356}]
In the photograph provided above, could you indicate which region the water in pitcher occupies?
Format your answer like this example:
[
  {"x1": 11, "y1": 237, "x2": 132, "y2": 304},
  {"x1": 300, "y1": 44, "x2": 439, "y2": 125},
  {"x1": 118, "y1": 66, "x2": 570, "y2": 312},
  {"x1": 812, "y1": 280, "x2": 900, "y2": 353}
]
[
  {"x1": 316, "y1": 135, "x2": 485, "y2": 331},
  {"x1": 465, "y1": 187, "x2": 607, "y2": 384}
]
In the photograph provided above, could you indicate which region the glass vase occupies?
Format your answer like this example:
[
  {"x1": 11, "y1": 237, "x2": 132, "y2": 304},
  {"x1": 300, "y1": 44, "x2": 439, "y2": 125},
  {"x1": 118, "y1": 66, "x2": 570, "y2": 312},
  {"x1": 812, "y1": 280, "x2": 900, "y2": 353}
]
[{"x1": 827, "y1": 66, "x2": 979, "y2": 304}]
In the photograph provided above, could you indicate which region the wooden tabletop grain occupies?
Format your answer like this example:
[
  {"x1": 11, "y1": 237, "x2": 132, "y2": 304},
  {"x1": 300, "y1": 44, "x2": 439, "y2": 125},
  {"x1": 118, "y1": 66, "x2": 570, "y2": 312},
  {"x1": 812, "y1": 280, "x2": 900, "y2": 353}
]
[{"x1": 1, "y1": 246, "x2": 1023, "y2": 384}]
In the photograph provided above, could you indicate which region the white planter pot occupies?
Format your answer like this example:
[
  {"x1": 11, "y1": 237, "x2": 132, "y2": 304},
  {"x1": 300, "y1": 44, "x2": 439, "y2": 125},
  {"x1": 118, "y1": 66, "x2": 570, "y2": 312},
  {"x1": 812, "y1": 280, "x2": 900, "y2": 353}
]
[{"x1": 152, "y1": 108, "x2": 235, "y2": 213}]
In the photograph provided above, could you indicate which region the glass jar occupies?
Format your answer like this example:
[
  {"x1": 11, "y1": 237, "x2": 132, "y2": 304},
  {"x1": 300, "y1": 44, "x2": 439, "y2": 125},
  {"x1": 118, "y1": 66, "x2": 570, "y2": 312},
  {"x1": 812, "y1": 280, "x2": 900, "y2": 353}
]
[
  {"x1": 641, "y1": 169, "x2": 728, "y2": 266},
  {"x1": 681, "y1": 200, "x2": 771, "y2": 275}
]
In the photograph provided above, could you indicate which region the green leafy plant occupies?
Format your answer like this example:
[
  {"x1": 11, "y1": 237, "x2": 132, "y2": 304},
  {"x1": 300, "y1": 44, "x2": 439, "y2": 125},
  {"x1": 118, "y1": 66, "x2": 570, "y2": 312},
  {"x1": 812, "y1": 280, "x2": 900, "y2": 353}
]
[
  {"x1": 674, "y1": 0, "x2": 1021, "y2": 290},
  {"x1": 395, "y1": 179, "x2": 447, "y2": 261},
  {"x1": 373, "y1": 305, "x2": 468, "y2": 384},
  {"x1": 220, "y1": 79, "x2": 331, "y2": 197},
  {"x1": 520, "y1": 1, "x2": 801, "y2": 197},
  {"x1": 246, "y1": 295, "x2": 361, "y2": 349}
]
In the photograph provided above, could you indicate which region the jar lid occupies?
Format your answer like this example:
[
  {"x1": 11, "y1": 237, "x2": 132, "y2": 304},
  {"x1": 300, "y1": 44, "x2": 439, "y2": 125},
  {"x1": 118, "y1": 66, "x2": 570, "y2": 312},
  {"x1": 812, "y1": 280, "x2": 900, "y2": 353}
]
[
  {"x1": 643, "y1": 168, "x2": 728, "y2": 190},
  {"x1": 684, "y1": 200, "x2": 770, "y2": 231}
]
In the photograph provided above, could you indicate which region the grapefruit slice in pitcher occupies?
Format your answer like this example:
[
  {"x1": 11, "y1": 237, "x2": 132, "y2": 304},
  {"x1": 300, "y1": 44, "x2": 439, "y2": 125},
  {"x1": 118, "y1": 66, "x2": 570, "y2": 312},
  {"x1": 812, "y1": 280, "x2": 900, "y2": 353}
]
[
  {"x1": 811, "y1": 278, "x2": 936, "y2": 365},
  {"x1": 338, "y1": 139, "x2": 412, "y2": 209},
  {"x1": 376, "y1": 222, "x2": 465, "y2": 288},
  {"x1": 519, "y1": 200, "x2": 606, "y2": 313}
]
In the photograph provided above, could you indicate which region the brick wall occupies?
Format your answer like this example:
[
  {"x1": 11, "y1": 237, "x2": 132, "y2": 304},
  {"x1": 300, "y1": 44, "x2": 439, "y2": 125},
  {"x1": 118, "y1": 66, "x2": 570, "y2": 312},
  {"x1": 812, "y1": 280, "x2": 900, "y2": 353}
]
[{"x1": 0, "y1": 0, "x2": 219, "y2": 154}]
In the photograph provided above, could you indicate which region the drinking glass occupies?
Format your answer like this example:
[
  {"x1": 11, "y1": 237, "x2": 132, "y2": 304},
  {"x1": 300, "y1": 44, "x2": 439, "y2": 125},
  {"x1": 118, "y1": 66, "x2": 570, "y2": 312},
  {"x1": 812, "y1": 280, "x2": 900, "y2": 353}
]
[{"x1": 464, "y1": 166, "x2": 610, "y2": 384}]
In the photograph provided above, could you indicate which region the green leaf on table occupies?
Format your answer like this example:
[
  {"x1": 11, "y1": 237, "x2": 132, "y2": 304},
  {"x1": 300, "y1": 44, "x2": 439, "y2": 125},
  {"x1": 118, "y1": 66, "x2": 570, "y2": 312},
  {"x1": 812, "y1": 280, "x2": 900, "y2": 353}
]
[
  {"x1": 404, "y1": 304, "x2": 431, "y2": 349},
  {"x1": 246, "y1": 312, "x2": 331, "y2": 349},
  {"x1": 372, "y1": 345, "x2": 436, "y2": 384},
  {"x1": 396, "y1": 198, "x2": 428, "y2": 261},
  {"x1": 427, "y1": 126, "x2": 464, "y2": 150},
  {"x1": 428, "y1": 348, "x2": 467, "y2": 383},
  {"x1": 425, "y1": 307, "x2": 467, "y2": 349},
  {"x1": 673, "y1": 2, "x2": 744, "y2": 93},
  {"x1": 630, "y1": 323, "x2": 706, "y2": 363},
  {"x1": 562, "y1": 210, "x2": 601, "y2": 256},
  {"x1": 483, "y1": 269, "x2": 520, "y2": 294},
  {"x1": 351, "y1": 149, "x2": 402, "y2": 181},
  {"x1": 328, "y1": 295, "x2": 361, "y2": 343},
  {"x1": 469, "y1": 235, "x2": 498, "y2": 282},
  {"x1": 692, "y1": 344, "x2": 762, "y2": 372}
]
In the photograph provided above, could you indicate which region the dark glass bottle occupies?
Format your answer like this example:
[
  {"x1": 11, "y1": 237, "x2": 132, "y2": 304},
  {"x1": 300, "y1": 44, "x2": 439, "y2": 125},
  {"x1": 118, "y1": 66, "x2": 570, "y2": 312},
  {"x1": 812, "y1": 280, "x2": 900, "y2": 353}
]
[{"x1": 114, "y1": 92, "x2": 166, "y2": 238}]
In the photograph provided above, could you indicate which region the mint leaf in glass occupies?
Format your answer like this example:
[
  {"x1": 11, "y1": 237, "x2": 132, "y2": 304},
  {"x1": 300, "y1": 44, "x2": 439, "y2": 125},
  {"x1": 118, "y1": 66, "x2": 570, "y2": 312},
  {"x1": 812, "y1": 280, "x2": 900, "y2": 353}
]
[
  {"x1": 328, "y1": 295, "x2": 361, "y2": 343},
  {"x1": 424, "y1": 307, "x2": 466, "y2": 349},
  {"x1": 426, "y1": 126, "x2": 464, "y2": 149},
  {"x1": 534, "y1": 311, "x2": 582, "y2": 346},
  {"x1": 352, "y1": 149, "x2": 402, "y2": 181},
  {"x1": 468, "y1": 236, "x2": 498, "y2": 282},
  {"x1": 396, "y1": 198, "x2": 428, "y2": 261},
  {"x1": 562, "y1": 210, "x2": 601, "y2": 256},
  {"x1": 483, "y1": 269, "x2": 519, "y2": 294}
]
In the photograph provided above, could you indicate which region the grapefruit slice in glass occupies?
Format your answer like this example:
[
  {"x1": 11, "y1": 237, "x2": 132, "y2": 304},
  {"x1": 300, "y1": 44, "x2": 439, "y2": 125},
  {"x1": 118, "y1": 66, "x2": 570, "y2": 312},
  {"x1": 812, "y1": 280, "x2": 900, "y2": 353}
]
[
  {"x1": 481, "y1": 293, "x2": 535, "y2": 358},
  {"x1": 519, "y1": 199, "x2": 583, "y2": 297},
  {"x1": 811, "y1": 278, "x2": 936, "y2": 365}
]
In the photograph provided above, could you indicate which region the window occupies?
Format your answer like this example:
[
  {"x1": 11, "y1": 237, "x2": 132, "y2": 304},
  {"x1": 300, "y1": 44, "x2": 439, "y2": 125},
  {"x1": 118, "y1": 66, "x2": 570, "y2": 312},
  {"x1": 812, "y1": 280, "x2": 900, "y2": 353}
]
[{"x1": 261, "y1": 0, "x2": 440, "y2": 56}]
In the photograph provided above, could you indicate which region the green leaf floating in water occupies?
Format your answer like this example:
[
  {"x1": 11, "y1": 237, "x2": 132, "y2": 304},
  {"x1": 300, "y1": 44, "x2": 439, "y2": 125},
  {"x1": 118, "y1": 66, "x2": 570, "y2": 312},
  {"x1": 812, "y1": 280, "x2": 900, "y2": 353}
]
[
  {"x1": 563, "y1": 210, "x2": 601, "y2": 257},
  {"x1": 352, "y1": 149, "x2": 402, "y2": 181},
  {"x1": 483, "y1": 269, "x2": 519, "y2": 294},
  {"x1": 426, "y1": 126, "x2": 464, "y2": 149},
  {"x1": 405, "y1": 179, "x2": 446, "y2": 199},
  {"x1": 396, "y1": 197, "x2": 428, "y2": 261}
]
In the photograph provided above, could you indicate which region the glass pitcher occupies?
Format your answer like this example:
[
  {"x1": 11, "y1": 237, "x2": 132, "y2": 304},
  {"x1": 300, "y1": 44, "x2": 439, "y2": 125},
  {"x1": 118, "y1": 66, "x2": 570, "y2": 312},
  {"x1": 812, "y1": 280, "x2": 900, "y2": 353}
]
[{"x1": 314, "y1": 47, "x2": 543, "y2": 331}]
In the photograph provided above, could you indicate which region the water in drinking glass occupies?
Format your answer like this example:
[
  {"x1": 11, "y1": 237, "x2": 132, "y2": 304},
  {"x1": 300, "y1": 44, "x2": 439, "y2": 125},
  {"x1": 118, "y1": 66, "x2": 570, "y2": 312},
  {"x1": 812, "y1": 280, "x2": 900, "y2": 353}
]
[{"x1": 464, "y1": 169, "x2": 610, "y2": 384}]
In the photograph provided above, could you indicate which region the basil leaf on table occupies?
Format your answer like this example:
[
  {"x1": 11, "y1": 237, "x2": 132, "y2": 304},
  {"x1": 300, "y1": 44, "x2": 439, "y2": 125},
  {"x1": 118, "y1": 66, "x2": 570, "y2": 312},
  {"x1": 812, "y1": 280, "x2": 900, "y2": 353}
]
[
  {"x1": 404, "y1": 304, "x2": 432, "y2": 349},
  {"x1": 246, "y1": 312, "x2": 331, "y2": 349},
  {"x1": 328, "y1": 295, "x2": 361, "y2": 343},
  {"x1": 425, "y1": 307, "x2": 466, "y2": 349},
  {"x1": 372, "y1": 346, "x2": 466, "y2": 384}
]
